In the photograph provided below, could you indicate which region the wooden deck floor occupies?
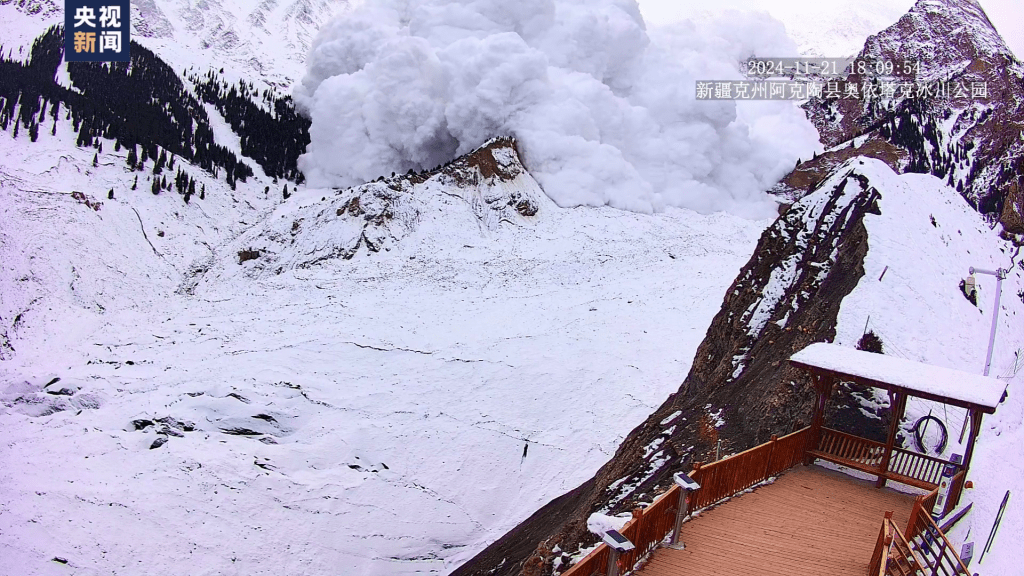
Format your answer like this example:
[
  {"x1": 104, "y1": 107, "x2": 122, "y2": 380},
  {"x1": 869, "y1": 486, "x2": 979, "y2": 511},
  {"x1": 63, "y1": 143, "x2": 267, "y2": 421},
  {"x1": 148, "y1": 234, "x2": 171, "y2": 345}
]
[{"x1": 637, "y1": 465, "x2": 918, "y2": 576}]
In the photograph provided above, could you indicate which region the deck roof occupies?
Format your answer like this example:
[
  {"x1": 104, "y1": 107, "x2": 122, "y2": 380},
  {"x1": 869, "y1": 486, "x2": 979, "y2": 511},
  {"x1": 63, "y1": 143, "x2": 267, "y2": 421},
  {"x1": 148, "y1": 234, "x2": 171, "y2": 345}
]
[{"x1": 791, "y1": 343, "x2": 1006, "y2": 412}]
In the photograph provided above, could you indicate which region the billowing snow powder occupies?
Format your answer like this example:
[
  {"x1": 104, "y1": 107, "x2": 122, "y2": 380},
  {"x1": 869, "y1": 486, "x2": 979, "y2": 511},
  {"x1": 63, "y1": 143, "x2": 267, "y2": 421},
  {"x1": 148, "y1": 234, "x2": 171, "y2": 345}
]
[{"x1": 294, "y1": 0, "x2": 820, "y2": 217}]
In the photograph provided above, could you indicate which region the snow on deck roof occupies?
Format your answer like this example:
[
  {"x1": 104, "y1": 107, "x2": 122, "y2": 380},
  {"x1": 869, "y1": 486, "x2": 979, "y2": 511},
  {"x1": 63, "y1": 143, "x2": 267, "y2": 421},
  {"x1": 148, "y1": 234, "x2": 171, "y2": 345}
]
[{"x1": 791, "y1": 343, "x2": 1007, "y2": 412}]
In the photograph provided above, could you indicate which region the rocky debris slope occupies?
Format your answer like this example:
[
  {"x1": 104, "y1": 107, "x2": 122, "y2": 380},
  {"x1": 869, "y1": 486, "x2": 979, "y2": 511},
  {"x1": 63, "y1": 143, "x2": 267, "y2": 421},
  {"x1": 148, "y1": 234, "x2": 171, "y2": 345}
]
[
  {"x1": 774, "y1": 0, "x2": 1024, "y2": 237},
  {"x1": 210, "y1": 137, "x2": 542, "y2": 279},
  {"x1": 452, "y1": 158, "x2": 888, "y2": 576}
]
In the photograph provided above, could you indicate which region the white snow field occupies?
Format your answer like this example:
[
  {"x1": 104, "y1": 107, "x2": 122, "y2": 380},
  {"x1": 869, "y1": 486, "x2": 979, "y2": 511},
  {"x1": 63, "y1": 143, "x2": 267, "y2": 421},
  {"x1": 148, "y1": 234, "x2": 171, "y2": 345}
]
[
  {"x1": 0, "y1": 114, "x2": 768, "y2": 574},
  {"x1": 829, "y1": 159, "x2": 1024, "y2": 575}
]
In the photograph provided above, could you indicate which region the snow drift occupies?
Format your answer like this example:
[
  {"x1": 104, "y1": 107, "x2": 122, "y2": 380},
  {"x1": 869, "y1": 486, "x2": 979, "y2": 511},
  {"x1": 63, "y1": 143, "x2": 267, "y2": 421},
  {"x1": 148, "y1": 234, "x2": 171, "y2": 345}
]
[{"x1": 294, "y1": 0, "x2": 820, "y2": 217}]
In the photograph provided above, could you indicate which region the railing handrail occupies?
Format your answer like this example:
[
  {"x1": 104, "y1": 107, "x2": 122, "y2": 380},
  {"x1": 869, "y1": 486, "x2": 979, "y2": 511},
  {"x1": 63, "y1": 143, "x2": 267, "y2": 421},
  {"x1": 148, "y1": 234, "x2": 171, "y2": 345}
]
[
  {"x1": 688, "y1": 426, "x2": 811, "y2": 514},
  {"x1": 703, "y1": 426, "x2": 811, "y2": 469},
  {"x1": 875, "y1": 489, "x2": 973, "y2": 576},
  {"x1": 891, "y1": 445, "x2": 960, "y2": 469},
  {"x1": 562, "y1": 427, "x2": 810, "y2": 576},
  {"x1": 561, "y1": 483, "x2": 680, "y2": 576},
  {"x1": 911, "y1": 502, "x2": 973, "y2": 575},
  {"x1": 819, "y1": 426, "x2": 886, "y2": 449}
]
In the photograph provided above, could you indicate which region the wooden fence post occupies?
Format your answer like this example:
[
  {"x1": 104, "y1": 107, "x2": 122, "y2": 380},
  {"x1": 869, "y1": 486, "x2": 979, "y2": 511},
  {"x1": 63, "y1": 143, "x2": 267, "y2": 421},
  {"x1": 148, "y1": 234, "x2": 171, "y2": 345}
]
[
  {"x1": 763, "y1": 435, "x2": 778, "y2": 480},
  {"x1": 686, "y1": 463, "x2": 702, "y2": 516},
  {"x1": 907, "y1": 495, "x2": 924, "y2": 538}
]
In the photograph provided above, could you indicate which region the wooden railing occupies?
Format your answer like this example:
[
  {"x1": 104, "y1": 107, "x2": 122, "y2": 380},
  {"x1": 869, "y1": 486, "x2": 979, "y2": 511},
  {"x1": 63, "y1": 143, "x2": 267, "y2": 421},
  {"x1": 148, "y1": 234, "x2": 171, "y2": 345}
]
[
  {"x1": 870, "y1": 487, "x2": 973, "y2": 576},
  {"x1": 562, "y1": 485, "x2": 680, "y2": 576},
  {"x1": 810, "y1": 428, "x2": 962, "y2": 493},
  {"x1": 810, "y1": 427, "x2": 885, "y2": 472},
  {"x1": 945, "y1": 470, "x2": 967, "y2": 517},
  {"x1": 904, "y1": 505, "x2": 973, "y2": 575},
  {"x1": 687, "y1": 427, "x2": 810, "y2": 513},
  {"x1": 617, "y1": 486, "x2": 683, "y2": 571},
  {"x1": 869, "y1": 512, "x2": 929, "y2": 576},
  {"x1": 563, "y1": 427, "x2": 810, "y2": 576},
  {"x1": 888, "y1": 448, "x2": 954, "y2": 490}
]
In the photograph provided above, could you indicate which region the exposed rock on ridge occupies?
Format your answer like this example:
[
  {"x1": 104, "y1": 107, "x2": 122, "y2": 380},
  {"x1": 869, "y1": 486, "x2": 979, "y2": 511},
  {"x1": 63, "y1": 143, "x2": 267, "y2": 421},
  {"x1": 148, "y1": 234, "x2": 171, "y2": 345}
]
[
  {"x1": 452, "y1": 159, "x2": 888, "y2": 576},
  {"x1": 217, "y1": 137, "x2": 542, "y2": 278},
  {"x1": 775, "y1": 0, "x2": 1024, "y2": 235}
]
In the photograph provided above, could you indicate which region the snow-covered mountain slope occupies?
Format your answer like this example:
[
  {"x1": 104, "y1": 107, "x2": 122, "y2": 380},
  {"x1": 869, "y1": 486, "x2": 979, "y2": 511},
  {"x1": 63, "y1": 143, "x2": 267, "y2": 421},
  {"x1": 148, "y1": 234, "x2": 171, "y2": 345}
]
[
  {"x1": 776, "y1": 0, "x2": 1024, "y2": 237},
  {"x1": 832, "y1": 158, "x2": 1023, "y2": 576},
  {"x1": 0, "y1": 124, "x2": 770, "y2": 574},
  {"x1": 216, "y1": 138, "x2": 545, "y2": 276},
  {"x1": 453, "y1": 153, "x2": 1024, "y2": 576},
  {"x1": 1, "y1": 0, "x2": 349, "y2": 86},
  {"x1": 833, "y1": 158, "x2": 1022, "y2": 381},
  {"x1": 0, "y1": 88, "x2": 281, "y2": 363}
]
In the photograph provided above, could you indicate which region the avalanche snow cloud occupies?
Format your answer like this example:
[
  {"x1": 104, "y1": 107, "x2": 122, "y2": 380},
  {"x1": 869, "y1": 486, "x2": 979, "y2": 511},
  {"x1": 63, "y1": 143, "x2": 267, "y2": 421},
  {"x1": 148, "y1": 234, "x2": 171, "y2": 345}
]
[{"x1": 294, "y1": 0, "x2": 819, "y2": 217}]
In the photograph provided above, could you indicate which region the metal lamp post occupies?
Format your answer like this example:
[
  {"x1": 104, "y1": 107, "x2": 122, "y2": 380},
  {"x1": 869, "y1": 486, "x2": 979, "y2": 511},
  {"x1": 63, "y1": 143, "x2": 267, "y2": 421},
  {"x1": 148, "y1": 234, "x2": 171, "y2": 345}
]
[
  {"x1": 602, "y1": 530, "x2": 634, "y2": 576},
  {"x1": 669, "y1": 472, "x2": 700, "y2": 549},
  {"x1": 959, "y1": 267, "x2": 1007, "y2": 444},
  {"x1": 968, "y1": 266, "x2": 1007, "y2": 376}
]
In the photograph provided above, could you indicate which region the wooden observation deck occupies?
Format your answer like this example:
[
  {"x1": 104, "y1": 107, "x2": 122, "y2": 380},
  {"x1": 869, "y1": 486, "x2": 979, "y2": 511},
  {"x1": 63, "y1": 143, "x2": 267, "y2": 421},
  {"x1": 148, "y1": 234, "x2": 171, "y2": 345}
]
[
  {"x1": 637, "y1": 465, "x2": 917, "y2": 576},
  {"x1": 562, "y1": 344, "x2": 1007, "y2": 576}
]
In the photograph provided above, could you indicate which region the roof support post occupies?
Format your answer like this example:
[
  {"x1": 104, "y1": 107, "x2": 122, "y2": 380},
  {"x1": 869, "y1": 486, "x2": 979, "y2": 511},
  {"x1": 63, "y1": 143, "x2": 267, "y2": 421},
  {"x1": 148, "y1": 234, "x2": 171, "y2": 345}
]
[
  {"x1": 805, "y1": 374, "x2": 833, "y2": 466},
  {"x1": 959, "y1": 409, "x2": 983, "y2": 503},
  {"x1": 876, "y1": 390, "x2": 907, "y2": 489}
]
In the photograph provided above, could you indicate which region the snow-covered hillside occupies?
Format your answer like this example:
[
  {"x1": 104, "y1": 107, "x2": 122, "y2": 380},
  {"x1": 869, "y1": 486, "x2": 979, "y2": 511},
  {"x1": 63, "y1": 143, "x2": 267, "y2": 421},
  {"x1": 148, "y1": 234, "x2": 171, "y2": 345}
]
[
  {"x1": 831, "y1": 158, "x2": 1023, "y2": 575},
  {"x1": 2, "y1": 1, "x2": 1022, "y2": 575},
  {"x1": 0, "y1": 0, "x2": 349, "y2": 86},
  {"x1": 0, "y1": 119, "x2": 770, "y2": 574}
]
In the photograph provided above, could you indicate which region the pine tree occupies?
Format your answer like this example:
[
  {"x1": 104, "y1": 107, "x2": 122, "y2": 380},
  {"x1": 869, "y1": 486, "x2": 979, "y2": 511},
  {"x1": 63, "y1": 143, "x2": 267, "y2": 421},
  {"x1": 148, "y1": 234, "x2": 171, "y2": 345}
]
[
  {"x1": 92, "y1": 152, "x2": 98, "y2": 167},
  {"x1": 127, "y1": 146, "x2": 137, "y2": 170},
  {"x1": 152, "y1": 178, "x2": 160, "y2": 194},
  {"x1": 29, "y1": 121, "x2": 38, "y2": 142},
  {"x1": 114, "y1": 140, "x2": 121, "y2": 152},
  {"x1": 184, "y1": 191, "x2": 191, "y2": 204},
  {"x1": 12, "y1": 120, "x2": 18, "y2": 138},
  {"x1": 131, "y1": 175, "x2": 138, "y2": 190},
  {"x1": 283, "y1": 184, "x2": 289, "y2": 200},
  {"x1": 108, "y1": 189, "x2": 114, "y2": 199},
  {"x1": 188, "y1": 178, "x2": 195, "y2": 196},
  {"x1": 200, "y1": 184, "x2": 206, "y2": 200}
]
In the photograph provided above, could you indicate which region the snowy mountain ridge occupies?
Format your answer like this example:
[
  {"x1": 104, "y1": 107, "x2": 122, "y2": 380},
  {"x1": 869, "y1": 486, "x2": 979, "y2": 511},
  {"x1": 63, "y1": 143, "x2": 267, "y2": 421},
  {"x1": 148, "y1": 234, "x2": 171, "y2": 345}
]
[
  {"x1": 1, "y1": 0, "x2": 349, "y2": 86},
  {"x1": 1, "y1": 1, "x2": 1023, "y2": 575},
  {"x1": 217, "y1": 138, "x2": 545, "y2": 279},
  {"x1": 0, "y1": 49, "x2": 770, "y2": 573},
  {"x1": 775, "y1": 0, "x2": 1024, "y2": 238}
]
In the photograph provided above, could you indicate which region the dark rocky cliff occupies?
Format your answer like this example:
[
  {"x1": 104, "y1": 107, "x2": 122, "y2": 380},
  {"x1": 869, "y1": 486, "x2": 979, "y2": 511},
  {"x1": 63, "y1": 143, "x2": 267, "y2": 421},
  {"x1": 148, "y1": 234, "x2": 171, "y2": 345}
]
[
  {"x1": 453, "y1": 2, "x2": 1023, "y2": 574},
  {"x1": 453, "y1": 160, "x2": 888, "y2": 576}
]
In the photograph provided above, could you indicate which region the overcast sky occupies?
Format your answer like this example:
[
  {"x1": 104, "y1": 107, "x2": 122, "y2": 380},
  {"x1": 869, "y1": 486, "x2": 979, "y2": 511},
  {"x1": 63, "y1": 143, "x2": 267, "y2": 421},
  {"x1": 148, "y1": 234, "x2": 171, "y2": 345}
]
[{"x1": 636, "y1": 0, "x2": 1024, "y2": 60}]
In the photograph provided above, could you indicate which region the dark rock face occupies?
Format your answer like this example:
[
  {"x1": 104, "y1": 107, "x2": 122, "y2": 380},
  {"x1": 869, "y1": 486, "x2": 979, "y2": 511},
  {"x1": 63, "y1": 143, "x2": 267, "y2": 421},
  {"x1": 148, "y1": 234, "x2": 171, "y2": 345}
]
[
  {"x1": 224, "y1": 137, "x2": 542, "y2": 275},
  {"x1": 452, "y1": 160, "x2": 888, "y2": 576},
  {"x1": 775, "y1": 0, "x2": 1024, "y2": 236}
]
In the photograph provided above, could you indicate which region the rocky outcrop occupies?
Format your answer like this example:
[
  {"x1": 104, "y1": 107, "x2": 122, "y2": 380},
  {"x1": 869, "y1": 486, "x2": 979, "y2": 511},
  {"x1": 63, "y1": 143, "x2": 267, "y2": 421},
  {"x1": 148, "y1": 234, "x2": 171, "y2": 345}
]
[
  {"x1": 219, "y1": 137, "x2": 543, "y2": 277},
  {"x1": 452, "y1": 159, "x2": 889, "y2": 576},
  {"x1": 454, "y1": 4, "x2": 1024, "y2": 573},
  {"x1": 774, "y1": 0, "x2": 1024, "y2": 236}
]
